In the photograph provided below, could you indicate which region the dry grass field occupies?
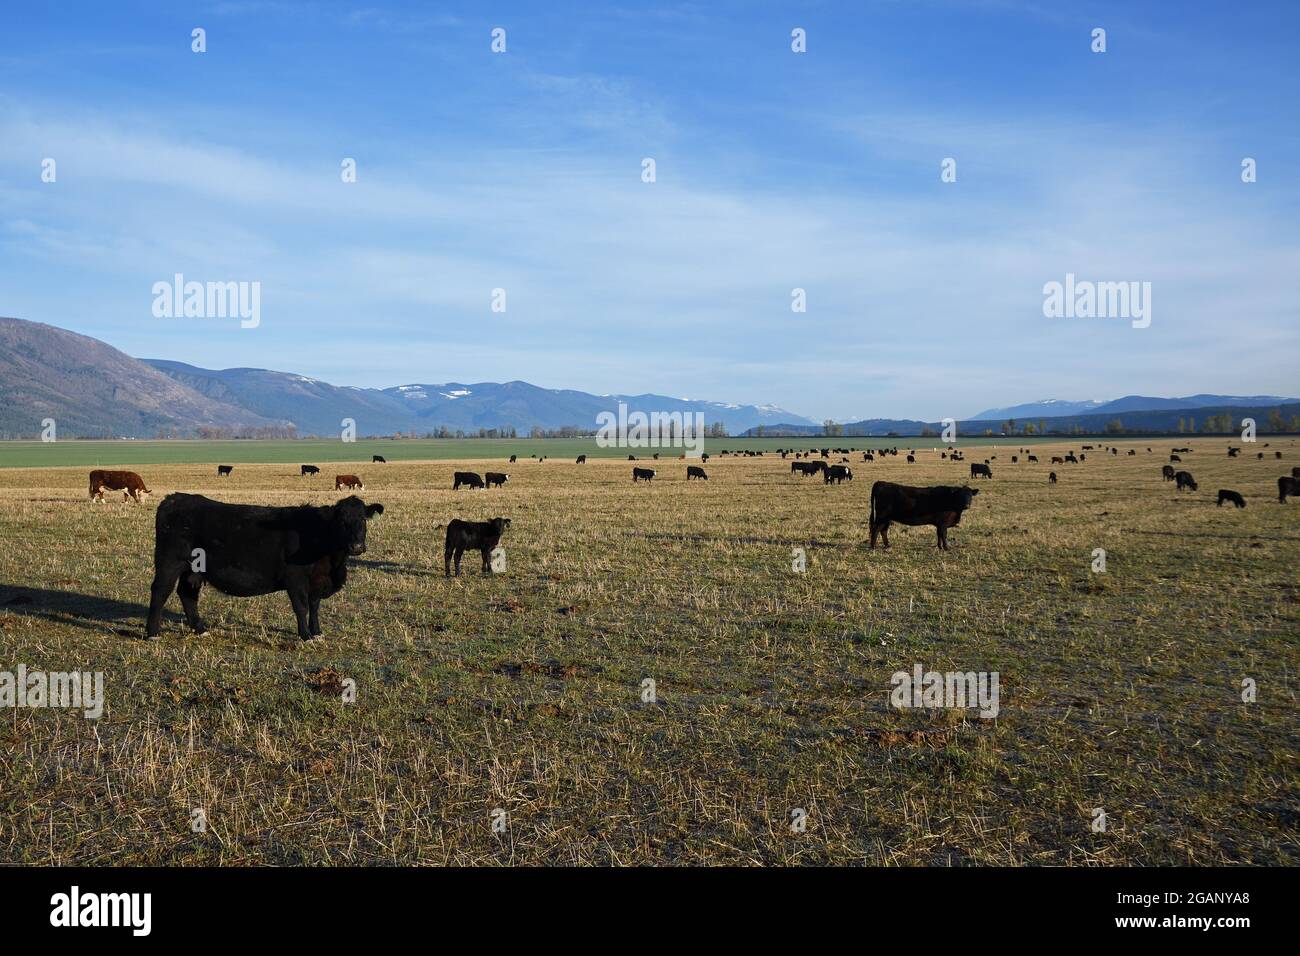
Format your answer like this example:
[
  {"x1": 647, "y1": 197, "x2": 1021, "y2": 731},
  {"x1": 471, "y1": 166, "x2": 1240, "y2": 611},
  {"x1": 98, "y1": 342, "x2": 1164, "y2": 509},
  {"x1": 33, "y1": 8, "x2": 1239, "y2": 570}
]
[{"x1": 1, "y1": 438, "x2": 1297, "y2": 865}]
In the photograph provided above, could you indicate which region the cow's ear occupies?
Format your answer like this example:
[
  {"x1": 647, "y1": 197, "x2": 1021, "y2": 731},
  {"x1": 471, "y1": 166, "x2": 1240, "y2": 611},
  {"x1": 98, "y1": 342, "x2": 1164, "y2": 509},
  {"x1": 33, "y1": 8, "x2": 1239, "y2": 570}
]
[
  {"x1": 366, "y1": 503, "x2": 384, "y2": 518},
  {"x1": 969, "y1": 488, "x2": 980, "y2": 495}
]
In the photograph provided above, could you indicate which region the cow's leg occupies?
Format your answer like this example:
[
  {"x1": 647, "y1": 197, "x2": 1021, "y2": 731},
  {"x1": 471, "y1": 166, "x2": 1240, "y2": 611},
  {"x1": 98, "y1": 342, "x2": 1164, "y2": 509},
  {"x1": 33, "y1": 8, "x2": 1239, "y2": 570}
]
[
  {"x1": 879, "y1": 522, "x2": 890, "y2": 549},
  {"x1": 175, "y1": 574, "x2": 207, "y2": 634},
  {"x1": 146, "y1": 562, "x2": 185, "y2": 638},
  {"x1": 287, "y1": 584, "x2": 312, "y2": 640},
  {"x1": 868, "y1": 522, "x2": 878, "y2": 549},
  {"x1": 481, "y1": 547, "x2": 492, "y2": 573},
  {"x1": 937, "y1": 525, "x2": 949, "y2": 550},
  {"x1": 444, "y1": 544, "x2": 454, "y2": 577},
  {"x1": 308, "y1": 596, "x2": 322, "y2": 637},
  {"x1": 454, "y1": 546, "x2": 465, "y2": 576}
]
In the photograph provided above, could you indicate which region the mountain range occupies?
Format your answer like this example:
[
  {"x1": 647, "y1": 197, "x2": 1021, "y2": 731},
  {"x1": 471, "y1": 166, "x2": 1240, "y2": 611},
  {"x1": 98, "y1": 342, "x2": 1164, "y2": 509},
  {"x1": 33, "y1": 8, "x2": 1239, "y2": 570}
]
[
  {"x1": 0, "y1": 317, "x2": 812, "y2": 438},
  {"x1": 969, "y1": 395, "x2": 1299, "y2": 420},
  {"x1": 3, "y1": 317, "x2": 1296, "y2": 439}
]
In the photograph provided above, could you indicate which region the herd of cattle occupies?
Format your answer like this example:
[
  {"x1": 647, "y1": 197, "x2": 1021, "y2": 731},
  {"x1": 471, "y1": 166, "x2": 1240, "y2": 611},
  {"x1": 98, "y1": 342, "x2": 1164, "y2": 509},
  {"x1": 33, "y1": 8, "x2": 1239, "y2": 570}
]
[{"x1": 75, "y1": 441, "x2": 1296, "y2": 640}]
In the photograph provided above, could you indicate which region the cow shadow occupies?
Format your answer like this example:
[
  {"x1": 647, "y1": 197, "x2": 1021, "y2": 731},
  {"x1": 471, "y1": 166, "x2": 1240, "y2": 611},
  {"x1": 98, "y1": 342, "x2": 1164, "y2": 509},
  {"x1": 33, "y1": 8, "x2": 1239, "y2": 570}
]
[
  {"x1": 350, "y1": 558, "x2": 445, "y2": 579},
  {"x1": 627, "y1": 531, "x2": 847, "y2": 549},
  {"x1": 0, "y1": 582, "x2": 178, "y2": 638}
]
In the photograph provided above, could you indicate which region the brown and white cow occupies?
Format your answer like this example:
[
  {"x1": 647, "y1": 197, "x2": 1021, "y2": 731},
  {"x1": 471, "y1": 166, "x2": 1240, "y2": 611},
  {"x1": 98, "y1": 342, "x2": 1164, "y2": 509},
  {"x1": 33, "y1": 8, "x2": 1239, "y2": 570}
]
[
  {"x1": 335, "y1": 474, "x2": 364, "y2": 491},
  {"x1": 89, "y1": 469, "x2": 151, "y2": 502}
]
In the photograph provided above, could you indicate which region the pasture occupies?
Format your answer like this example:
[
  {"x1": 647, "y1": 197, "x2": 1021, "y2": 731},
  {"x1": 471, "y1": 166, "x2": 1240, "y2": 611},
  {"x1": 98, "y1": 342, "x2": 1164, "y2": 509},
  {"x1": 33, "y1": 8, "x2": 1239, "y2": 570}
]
[{"x1": 1, "y1": 438, "x2": 1297, "y2": 865}]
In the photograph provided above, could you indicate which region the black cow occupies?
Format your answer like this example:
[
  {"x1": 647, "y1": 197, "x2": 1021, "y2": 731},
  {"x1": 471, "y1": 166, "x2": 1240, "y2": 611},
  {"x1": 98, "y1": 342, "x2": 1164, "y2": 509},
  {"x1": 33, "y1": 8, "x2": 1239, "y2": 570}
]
[
  {"x1": 217, "y1": 465, "x2": 233, "y2": 477},
  {"x1": 687, "y1": 465, "x2": 708, "y2": 480},
  {"x1": 372, "y1": 455, "x2": 386, "y2": 463},
  {"x1": 145, "y1": 493, "x2": 383, "y2": 640},
  {"x1": 1048, "y1": 472, "x2": 1057, "y2": 484},
  {"x1": 453, "y1": 471, "x2": 484, "y2": 490},
  {"x1": 970, "y1": 463, "x2": 992, "y2": 479},
  {"x1": 1028, "y1": 455, "x2": 1039, "y2": 463},
  {"x1": 1174, "y1": 471, "x2": 1198, "y2": 492},
  {"x1": 863, "y1": 453, "x2": 874, "y2": 462},
  {"x1": 791, "y1": 461, "x2": 825, "y2": 477},
  {"x1": 1128, "y1": 449, "x2": 1136, "y2": 455},
  {"x1": 485, "y1": 472, "x2": 509, "y2": 488},
  {"x1": 1292, "y1": 467, "x2": 1300, "y2": 479},
  {"x1": 444, "y1": 517, "x2": 510, "y2": 577},
  {"x1": 1217, "y1": 490, "x2": 1246, "y2": 508},
  {"x1": 906, "y1": 454, "x2": 915, "y2": 463},
  {"x1": 1279, "y1": 476, "x2": 1300, "y2": 504},
  {"x1": 868, "y1": 481, "x2": 979, "y2": 551},
  {"x1": 576, "y1": 455, "x2": 587, "y2": 464},
  {"x1": 1011, "y1": 455, "x2": 1018, "y2": 463},
  {"x1": 1161, "y1": 465, "x2": 1176, "y2": 481},
  {"x1": 701, "y1": 454, "x2": 710, "y2": 463},
  {"x1": 509, "y1": 455, "x2": 517, "y2": 463},
  {"x1": 1170, "y1": 454, "x2": 1182, "y2": 463},
  {"x1": 824, "y1": 464, "x2": 852, "y2": 484},
  {"x1": 1227, "y1": 447, "x2": 1239, "y2": 457},
  {"x1": 632, "y1": 467, "x2": 656, "y2": 482},
  {"x1": 301, "y1": 465, "x2": 320, "y2": 477}
]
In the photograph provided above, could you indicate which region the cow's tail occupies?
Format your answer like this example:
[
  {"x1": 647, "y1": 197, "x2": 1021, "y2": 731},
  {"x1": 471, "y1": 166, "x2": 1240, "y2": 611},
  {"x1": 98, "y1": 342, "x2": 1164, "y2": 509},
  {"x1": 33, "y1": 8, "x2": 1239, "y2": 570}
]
[{"x1": 869, "y1": 484, "x2": 876, "y2": 529}]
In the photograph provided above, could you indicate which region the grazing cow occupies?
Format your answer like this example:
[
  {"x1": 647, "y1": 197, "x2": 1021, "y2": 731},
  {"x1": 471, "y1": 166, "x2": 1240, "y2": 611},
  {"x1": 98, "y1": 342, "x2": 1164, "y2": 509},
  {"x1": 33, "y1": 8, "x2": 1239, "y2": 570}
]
[
  {"x1": 906, "y1": 454, "x2": 915, "y2": 463},
  {"x1": 301, "y1": 465, "x2": 320, "y2": 477},
  {"x1": 628, "y1": 455, "x2": 637, "y2": 461},
  {"x1": 1111, "y1": 448, "x2": 1118, "y2": 455},
  {"x1": 792, "y1": 461, "x2": 826, "y2": 477},
  {"x1": 145, "y1": 493, "x2": 383, "y2": 640},
  {"x1": 1279, "y1": 476, "x2": 1300, "y2": 504},
  {"x1": 869, "y1": 481, "x2": 979, "y2": 551},
  {"x1": 485, "y1": 472, "x2": 509, "y2": 488},
  {"x1": 653, "y1": 453, "x2": 660, "y2": 460},
  {"x1": 1161, "y1": 465, "x2": 1176, "y2": 481},
  {"x1": 576, "y1": 455, "x2": 587, "y2": 464},
  {"x1": 1170, "y1": 454, "x2": 1182, "y2": 463},
  {"x1": 1128, "y1": 449, "x2": 1136, "y2": 455},
  {"x1": 372, "y1": 455, "x2": 386, "y2": 463},
  {"x1": 334, "y1": 474, "x2": 364, "y2": 491},
  {"x1": 1028, "y1": 455, "x2": 1039, "y2": 463},
  {"x1": 444, "y1": 517, "x2": 511, "y2": 576},
  {"x1": 1227, "y1": 447, "x2": 1239, "y2": 457},
  {"x1": 863, "y1": 453, "x2": 874, "y2": 462},
  {"x1": 89, "y1": 469, "x2": 151, "y2": 503},
  {"x1": 824, "y1": 464, "x2": 852, "y2": 484},
  {"x1": 217, "y1": 465, "x2": 233, "y2": 477},
  {"x1": 1051, "y1": 456, "x2": 1065, "y2": 465},
  {"x1": 1174, "y1": 471, "x2": 1198, "y2": 492},
  {"x1": 632, "y1": 467, "x2": 656, "y2": 482},
  {"x1": 1065, "y1": 454, "x2": 1078, "y2": 464},
  {"x1": 970, "y1": 463, "x2": 992, "y2": 479},
  {"x1": 509, "y1": 455, "x2": 517, "y2": 463},
  {"x1": 1217, "y1": 490, "x2": 1246, "y2": 508},
  {"x1": 453, "y1": 471, "x2": 484, "y2": 490},
  {"x1": 1048, "y1": 472, "x2": 1057, "y2": 484},
  {"x1": 687, "y1": 465, "x2": 708, "y2": 481}
]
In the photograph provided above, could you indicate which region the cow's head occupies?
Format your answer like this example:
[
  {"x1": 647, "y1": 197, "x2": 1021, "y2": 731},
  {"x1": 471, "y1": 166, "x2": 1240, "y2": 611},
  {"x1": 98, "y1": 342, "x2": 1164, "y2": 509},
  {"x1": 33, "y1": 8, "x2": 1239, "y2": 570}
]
[
  {"x1": 491, "y1": 517, "x2": 512, "y2": 535},
  {"x1": 959, "y1": 486, "x2": 979, "y2": 509},
  {"x1": 334, "y1": 496, "x2": 384, "y2": 555}
]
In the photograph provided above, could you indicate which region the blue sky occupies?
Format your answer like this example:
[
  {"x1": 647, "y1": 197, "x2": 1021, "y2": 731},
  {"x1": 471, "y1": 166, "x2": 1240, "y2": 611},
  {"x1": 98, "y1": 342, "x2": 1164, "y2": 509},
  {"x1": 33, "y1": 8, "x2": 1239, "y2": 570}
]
[{"x1": 2, "y1": 0, "x2": 1297, "y2": 421}]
